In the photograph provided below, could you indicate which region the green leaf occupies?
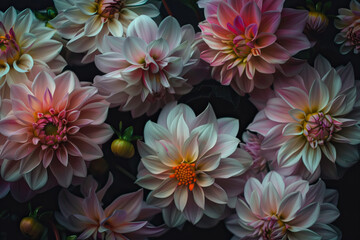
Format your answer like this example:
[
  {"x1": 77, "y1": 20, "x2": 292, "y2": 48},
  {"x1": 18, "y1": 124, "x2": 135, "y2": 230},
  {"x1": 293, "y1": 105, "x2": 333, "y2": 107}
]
[
  {"x1": 130, "y1": 135, "x2": 143, "y2": 141},
  {"x1": 66, "y1": 236, "x2": 77, "y2": 240},
  {"x1": 111, "y1": 126, "x2": 121, "y2": 138},
  {"x1": 119, "y1": 121, "x2": 123, "y2": 132},
  {"x1": 322, "y1": 1, "x2": 331, "y2": 13},
  {"x1": 315, "y1": 2, "x2": 322, "y2": 12},
  {"x1": 123, "y1": 126, "x2": 133, "y2": 140}
]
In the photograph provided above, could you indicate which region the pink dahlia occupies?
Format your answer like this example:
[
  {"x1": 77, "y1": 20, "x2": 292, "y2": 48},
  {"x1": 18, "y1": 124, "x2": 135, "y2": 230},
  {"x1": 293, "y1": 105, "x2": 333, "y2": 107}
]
[
  {"x1": 248, "y1": 55, "x2": 360, "y2": 177},
  {"x1": 334, "y1": 0, "x2": 360, "y2": 54},
  {"x1": 56, "y1": 173, "x2": 167, "y2": 239},
  {"x1": 94, "y1": 15, "x2": 202, "y2": 117},
  {"x1": 136, "y1": 102, "x2": 252, "y2": 227},
  {"x1": 226, "y1": 171, "x2": 340, "y2": 239},
  {"x1": 198, "y1": 0, "x2": 310, "y2": 94},
  {"x1": 50, "y1": 0, "x2": 159, "y2": 63},
  {"x1": 0, "y1": 71, "x2": 113, "y2": 190},
  {"x1": 0, "y1": 7, "x2": 66, "y2": 99}
]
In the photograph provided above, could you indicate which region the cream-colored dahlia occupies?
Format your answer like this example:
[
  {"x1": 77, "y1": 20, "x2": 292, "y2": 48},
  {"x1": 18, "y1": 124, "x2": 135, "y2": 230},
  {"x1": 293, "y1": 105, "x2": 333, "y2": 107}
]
[
  {"x1": 226, "y1": 171, "x2": 341, "y2": 240},
  {"x1": 136, "y1": 102, "x2": 252, "y2": 227},
  {"x1": 94, "y1": 15, "x2": 202, "y2": 117},
  {"x1": 248, "y1": 55, "x2": 360, "y2": 176},
  {"x1": 50, "y1": 0, "x2": 159, "y2": 63},
  {"x1": 0, "y1": 7, "x2": 66, "y2": 99}
]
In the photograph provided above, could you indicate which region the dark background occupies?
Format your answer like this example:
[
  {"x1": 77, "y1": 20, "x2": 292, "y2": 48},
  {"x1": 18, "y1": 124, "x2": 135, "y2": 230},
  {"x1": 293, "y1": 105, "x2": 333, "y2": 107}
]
[{"x1": 0, "y1": 0, "x2": 359, "y2": 239}]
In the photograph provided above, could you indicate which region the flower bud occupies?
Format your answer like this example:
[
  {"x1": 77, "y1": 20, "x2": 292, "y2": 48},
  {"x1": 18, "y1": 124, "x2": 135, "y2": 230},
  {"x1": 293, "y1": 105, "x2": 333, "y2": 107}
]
[
  {"x1": 306, "y1": 11, "x2": 329, "y2": 34},
  {"x1": 111, "y1": 139, "x2": 135, "y2": 158},
  {"x1": 20, "y1": 217, "x2": 45, "y2": 239}
]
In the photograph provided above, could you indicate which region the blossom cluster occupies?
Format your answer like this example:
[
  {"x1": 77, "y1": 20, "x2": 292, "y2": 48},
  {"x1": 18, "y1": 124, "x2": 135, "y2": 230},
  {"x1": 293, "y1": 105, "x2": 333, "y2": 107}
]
[{"x1": 0, "y1": 0, "x2": 358, "y2": 239}]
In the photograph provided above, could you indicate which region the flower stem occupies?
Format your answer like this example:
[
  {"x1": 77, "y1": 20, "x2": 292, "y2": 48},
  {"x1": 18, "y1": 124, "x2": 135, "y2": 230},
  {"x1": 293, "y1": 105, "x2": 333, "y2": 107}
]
[
  {"x1": 115, "y1": 165, "x2": 136, "y2": 181},
  {"x1": 51, "y1": 220, "x2": 60, "y2": 240},
  {"x1": 162, "y1": 0, "x2": 173, "y2": 16}
]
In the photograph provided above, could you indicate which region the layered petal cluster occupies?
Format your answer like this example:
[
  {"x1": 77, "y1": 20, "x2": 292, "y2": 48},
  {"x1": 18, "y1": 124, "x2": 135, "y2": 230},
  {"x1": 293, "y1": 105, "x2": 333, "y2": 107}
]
[
  {"x1": 136, "y1": 102, "x2": 252, "y2": 227},
  {"x1": 198, "y1": 0, "x2": 310, "y2": 94},
  {"x1": 334, "y1": 0, "x2": 360, "y2": 54},
  {"x1": 226, "y1": 171, "x2": 341, "y2": 240},
  {"x1": 94, "y1": 15, "x2": 202, "y2": 117},
  {"x1": 0, "y1": 7, "x2": 66, "y2": 99},
  {"x1": 50, "y1": 0, "x2": 159, "y2": 63},
  {"x1": 56, "y1": 173, "x2": 166, "y2": 240},
  {"x1": 248, "y1": 55, "x2": 360, "y2": 177},
  {"x1": 0, "y1": 71, "x2": 113, "y2": 190}
]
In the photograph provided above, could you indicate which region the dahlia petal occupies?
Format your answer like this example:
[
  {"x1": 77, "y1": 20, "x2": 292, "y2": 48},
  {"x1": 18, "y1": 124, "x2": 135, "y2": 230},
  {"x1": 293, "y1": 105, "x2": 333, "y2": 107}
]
[
  {"x1": 263, "y1": 171, "x2": 285, "y2": 196},
  {"x1": 278, "y1": 135, "x2": 305, "y2": 167},
  {"x1": 209, "y1": 157, "x2": 248, "y2": 178},
  {"x1": 289, "y1": 202, "x2": 320, "y2": 231},
  {"x1": 278, "y1": 8, "x2": 307, "y2": 32},
  {"x1": 247, "y1": 110, "x2": 278, "y2": 136},
  {"x1": 261, "y1": 183, "x2": 280, "y2": 216},
  {"x1": 262, "y1": 124, "x2": 289, "y2": 149},
  {"x1": 333, "y1": 143, "x2": 358, "y2": 168},
  {"x1": 282, "y1": 122, "x2": 303, "y2": 136},
  {"x1": 276, "y1": 30, "x2": 310, "y2": 55},
  {"x1": 193, "y1": 124, "x2": 217, "y2": 158},
  {"x1": 255, "y1": 33, "x2": 277, "y2": 48},
  {"x1": 49, "y1": 159, "x2": 73, "y2": 187},
  {"x1": 105, "y1": 189, "x2": 143, "y2": 222},
  {"x1": 317, "y1": 203, "x2": 340, "y2": 224},
  {"x1": 63, "y1": 8, "x2": 89, "y2": 24},
  {"x1": 127, "y1": 15, "x2": 157, "y2": 43},
  {"x1": 79, "y1": 124, "x2": 112, "y2": 144},
  {"x1": 333, "y1": 125, "x2": 360, "y2": 144},
  {"x1": 136, "y1": 175, "x2": 163, "y2": 190},
  {"x1": 196, "y1": 172, "x2": 214, "y2": 187},
  {"x1": 287, "y1": 229, "x2": 321, "y2": 240},
  {"x1": 174, "y1": 185, "x2": 188, "y2": 211},
  {"x1": 302, "y1": 144, "x2": 322, "y2": 174},
  {"x1": 264, "y1": 98, "x2": 294, "y2": 123},
  {"x1": 197, "y1": 153, "x2": 221, "y2": 172},
  {"x1": 309, "y1": 80, "x2": 330, "y2": 112},
  {"x1": 128, "y1": 3, "x2": 160, "y2": 18},
  {"x1": 278, "y1": 192, "x2": 302, "y2": 221},
  {"x1": 23, "y1": 164, "x2": 48, "y2": 190},
  {"x1": 19, "y1": 149, "x2": 42, "y2": 174},
  {"x1": 30, "y1": 40, "x2": 63, "y2": 63},
  {"x1": 320, "y1": 143, "x2": 336, "y2": 163},
  {"x1": 262, "y1": 0, "x2": 285, "y2": 11},
  {"x1": 240, "y1": 1, "x2": 261, "y2": 26},
  {"x1": 277, "y1": 86, "x2": 309, "y2": 110},
  {"x1": 152, "y1": 178, "x2": 178, "y2": 198},
  {"x1": 203, "y1": 183, "x2": 227, "y2": 204},
  {"x1": 259, "y1": 11, "x2": 281, "y2": 33},
  {"x1": 310, "y1": 223, "x2": 339, "y2": 240},
  {"x1": 289, "y1": 109, "x2": 306, "y2": 122},
  {"x1": 217, "y1": 2, "x2": 238, "y2": 29},
  {"x1": 123, "y1": 36, "x2": 147, "y2": 65},
  {"x1": 107, "y1": 18, "x2": 123, "y2": 37},
  {"x1": 0, "y1": 63, "x2": 10, "y2": 78},
  {"x1": 84, "y1": 15, "x2": 103, "y2": 37},
  {"x1": 217, "y1": 118, "x2": 239, "y2": 136},
  {"x1": 260, "y1": 43, "x2": 290, "y2": 64},
  {"x1": 66, "y1": 32, "x2": 96, "y2": 53},
  {"x1": 183, "y1": 194, "x2": 204, "y2": 224},
  {"x1": 162, "y1": 203, "x2": 186, "y2": 227},
  {"x1": 3, "y1": 7, "x2": 16, "y2": 31},
  {"x1": 235, "y1": 198, "x2": 258, "y2": 223},
  {"x1": 69, "y1": 137, "x2": 103, "y2": 160},
  {"x1": 56, "y1": 144, "x2": 69, "y2": 166},
  {"x1": 157, "y1": 16, "x2": 181, "y2": 50},
  {"x1": 193, "y1": 184, "x2": 205, "y2": 209},
  {"x1": 1, "y1": 159, "x2": 22, "y2": 182},
  {"x1": 141, "y1": 155, "x2": 169, "y2": 174},
  {"x1": 13, "y1": 54, "x2": 34, "y2": 73}
]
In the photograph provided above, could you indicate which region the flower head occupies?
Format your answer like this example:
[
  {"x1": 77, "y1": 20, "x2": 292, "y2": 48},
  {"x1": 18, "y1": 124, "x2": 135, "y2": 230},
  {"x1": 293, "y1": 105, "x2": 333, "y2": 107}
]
[
  {"x1": 0, "y1": 7, "x2": 66, "y2": 99},
  {"x1": 50, "y1": 0, "x2": 159, "y2": 63},
  {"x1": 0, "y1": 71, "x2": 113, "y2": 190},
  {"x1": 248, "y1": 55, "x2": 360, "y2": 176},
  {"x1": 198, "y1": 0, "x2": 310, "y2": 94},
  {"x1": 56, "y1": 173, "x2": 166, "y2": 240},
  {"x1": 335, "y1": 0, "x2": 360, "y2": 54},
  {"x1": 136, "y1": 102, "x2": 252, "y2": 227},
  {"x1": 226, "y1": 171, "x2": 340, "y2": 240},
  {"x1": 94, "y1": 15, "x2": 202, "y2": 117}
]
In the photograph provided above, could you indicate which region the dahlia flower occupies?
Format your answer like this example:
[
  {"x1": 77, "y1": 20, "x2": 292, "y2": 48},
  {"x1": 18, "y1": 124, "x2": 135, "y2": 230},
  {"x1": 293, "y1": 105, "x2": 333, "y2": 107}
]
[
  {"x1": 248, "y1": 55, "x2": 360, "y2": 176},
  {"x1": 56, "y1": 173, "x2": 167, "y2": 240},
  {"x1": 0, "y1": 71, "x2": 113, "y2": 190},
  {"x1": 0, "y1": 7, "x2": 66, "y2": 99},
  {"x1": 50, "y1": 0, "x2": 159, "y2": 63},
  {"x1": 94, "y1": 15, "x2": 202, "y2": 117},
  {"x1": 198, "y1": 0, "x2": 310, "y2": 94},
  {"x1": 334, "y1": 0, "x2": 360, "y2": 54},
  {"x1": 226, "y1": 171, "x2": 341, "y2": 240},
  {"x1": 136, "y1": 102, "x2": 252, "y2": 227}
]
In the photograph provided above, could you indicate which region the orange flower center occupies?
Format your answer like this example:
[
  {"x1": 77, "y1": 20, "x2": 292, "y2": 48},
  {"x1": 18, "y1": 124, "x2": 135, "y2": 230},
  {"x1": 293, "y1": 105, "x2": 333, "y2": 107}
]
[
  {"x1": 303, "y1": 112, "x2": 342, "y2": 148},
  {"x1": 169, "y1": 163, "x2": 196, "y2": 191},
  {"x1": 0, "y1": 23, "x2": 20, "y2": 65}
]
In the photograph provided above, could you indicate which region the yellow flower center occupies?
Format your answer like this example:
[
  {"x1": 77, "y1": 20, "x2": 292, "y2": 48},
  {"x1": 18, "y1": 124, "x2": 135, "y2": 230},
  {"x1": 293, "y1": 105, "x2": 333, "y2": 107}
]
[{"x1": 169, "y1": 163, "x2": 196, "y2": 191}]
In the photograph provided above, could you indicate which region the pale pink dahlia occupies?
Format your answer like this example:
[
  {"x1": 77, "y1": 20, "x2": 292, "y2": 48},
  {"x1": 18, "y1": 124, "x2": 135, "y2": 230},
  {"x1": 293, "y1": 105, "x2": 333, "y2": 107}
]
[
  {"x1": 136, "y1": 102, "x2": 252, "y2": 227},
  {"x1": 248, "y1": 55, "x2": 360, "y2": 176},
  {"x1": 94, "y1": 15, "x2": 202, "y2": 117},
  {"x1": 50, "y1": 0, "x2": 159, "y2": 63},
  {"x1": 56, "y1": 173, "x2": 167, "y2": 240},
  {"x1": 226, "y1": 171, "x2": 341, "y2": 240},
  {"x1": 0, "y1": 7, "x2": 66, "y2": 99},
  {"x1": 0, "y1": 71, "x2": 113, "y2": 190},
  {"x1": 198, "y1": 0, "x2": 310, "y2": 94},
  {"x1": 334, "y1": 0, "x2": 360, "y2": 54}
]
